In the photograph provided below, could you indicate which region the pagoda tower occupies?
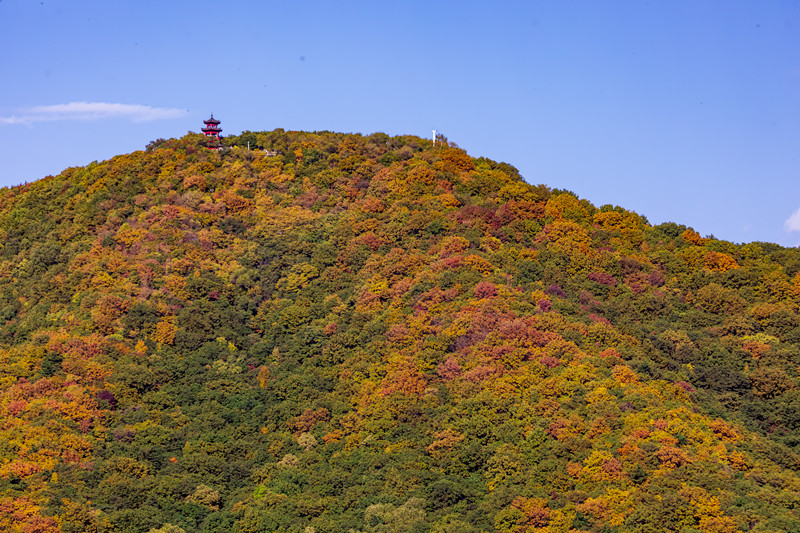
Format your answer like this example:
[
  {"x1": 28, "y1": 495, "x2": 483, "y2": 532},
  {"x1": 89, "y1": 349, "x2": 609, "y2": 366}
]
[{"x1": 202, "y1": 114, "x2": 222, "y2": 149}]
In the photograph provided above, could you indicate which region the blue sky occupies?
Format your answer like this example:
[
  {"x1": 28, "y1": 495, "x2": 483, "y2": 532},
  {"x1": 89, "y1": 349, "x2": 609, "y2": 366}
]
[{"x1": 2, "y1": 1, "x2": 799, "y2": 247}]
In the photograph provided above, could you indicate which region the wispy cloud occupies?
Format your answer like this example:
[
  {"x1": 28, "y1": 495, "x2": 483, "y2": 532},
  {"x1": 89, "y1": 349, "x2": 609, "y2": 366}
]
[
  {"x1": 785, "y1": 207, "x2": 800, "y2": 232},
  {"x1": 0, "y1": 102, "x2": 188, "y2": 125}
]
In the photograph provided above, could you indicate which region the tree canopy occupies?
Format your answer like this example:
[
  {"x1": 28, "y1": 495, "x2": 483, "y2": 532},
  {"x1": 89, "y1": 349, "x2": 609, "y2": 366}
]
[{"x1": 0, "y1": 130, "x2": 799, "y2": 532}]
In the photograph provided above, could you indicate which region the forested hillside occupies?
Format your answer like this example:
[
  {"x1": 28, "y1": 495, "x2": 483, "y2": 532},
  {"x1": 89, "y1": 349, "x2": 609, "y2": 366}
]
[{"x1": 1, "y1": 129, "x2": 800, "y2": 532}]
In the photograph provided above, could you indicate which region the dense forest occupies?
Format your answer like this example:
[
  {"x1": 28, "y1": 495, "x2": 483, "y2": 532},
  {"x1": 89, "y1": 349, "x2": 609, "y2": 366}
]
[{"x1": 1, "y1": 129, "x2": 800, "y2": 532}]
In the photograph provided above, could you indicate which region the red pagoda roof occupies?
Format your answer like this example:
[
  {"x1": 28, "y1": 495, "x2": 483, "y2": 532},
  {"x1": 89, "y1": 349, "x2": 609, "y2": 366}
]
[{"x1": 204, "y1": 114, "x2": 220, "y2": 125}]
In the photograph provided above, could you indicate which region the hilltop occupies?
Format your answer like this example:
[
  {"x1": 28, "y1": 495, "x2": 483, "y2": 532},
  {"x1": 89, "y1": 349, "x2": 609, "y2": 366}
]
[{"x1": 1, "y1": 130, "x2": 800, "y2": 532}]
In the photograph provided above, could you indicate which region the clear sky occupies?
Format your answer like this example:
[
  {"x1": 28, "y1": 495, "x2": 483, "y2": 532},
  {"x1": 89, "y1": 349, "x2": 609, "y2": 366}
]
[{"x1": 2, "y1": 1, "x2": 799, "y2": 247}]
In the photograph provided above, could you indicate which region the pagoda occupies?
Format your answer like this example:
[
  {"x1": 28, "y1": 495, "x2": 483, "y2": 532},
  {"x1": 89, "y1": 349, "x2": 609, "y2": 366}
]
[{"x1": 202, "y1": 114, "x2": 222, "y2": 149}]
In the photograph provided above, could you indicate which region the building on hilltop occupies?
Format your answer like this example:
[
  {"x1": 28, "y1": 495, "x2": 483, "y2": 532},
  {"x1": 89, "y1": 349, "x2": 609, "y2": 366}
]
[{"x1": 202, "y1": 114, "x2": 222, "y2": 149}]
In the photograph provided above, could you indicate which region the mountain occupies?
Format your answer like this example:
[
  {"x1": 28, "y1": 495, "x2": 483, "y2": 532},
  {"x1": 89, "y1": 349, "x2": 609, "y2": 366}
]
[{"x1": 1, "y1": 129, "x2": 800, "y2": 532}]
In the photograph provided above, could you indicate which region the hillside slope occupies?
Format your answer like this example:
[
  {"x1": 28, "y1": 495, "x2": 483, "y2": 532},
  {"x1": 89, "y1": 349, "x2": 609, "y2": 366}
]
[{"x1": 1, "y1": 130, "x2": 800, "y2": 532}]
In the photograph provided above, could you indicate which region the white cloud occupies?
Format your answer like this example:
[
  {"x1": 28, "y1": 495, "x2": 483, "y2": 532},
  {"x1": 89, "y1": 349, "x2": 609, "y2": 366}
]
[
  {"x1": 0, "y1": 102, "x2": 188, "y2": 125},
  {"x1": 785, "y1": 207, "x2": 800, "y2": 232}
]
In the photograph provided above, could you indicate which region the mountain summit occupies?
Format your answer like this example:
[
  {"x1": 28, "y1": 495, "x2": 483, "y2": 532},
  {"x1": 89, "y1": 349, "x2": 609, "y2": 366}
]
[{"x1": 2, "y1": 130, "x2": 800, "y2": 532}]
